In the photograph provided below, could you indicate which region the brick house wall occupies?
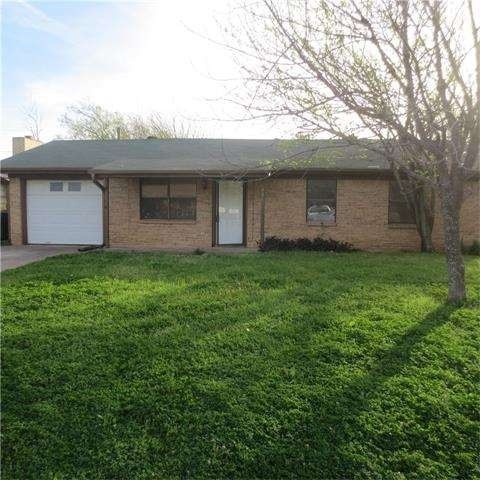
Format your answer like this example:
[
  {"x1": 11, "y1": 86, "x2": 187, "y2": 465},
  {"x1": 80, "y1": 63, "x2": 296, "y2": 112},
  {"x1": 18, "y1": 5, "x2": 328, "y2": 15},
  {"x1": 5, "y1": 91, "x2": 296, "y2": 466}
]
[
  {"x1": 108, "y1": 177, "x2": 213, "y2": 249},
  {"x1": 8, "y1": 175, "x2": 479, "y2": 251},
  {"x1": 245, "y1": 178, "x2": 421, "y2": 250},
  {"x1": 107, "y1": 176, "x2": 479, "y2": 251},
  {"x1": 7, "y1": 177, "x2": 22, "y2": 245},
  {"x1": 245, "y1": 177, "x2": 479, "y2": 251}
]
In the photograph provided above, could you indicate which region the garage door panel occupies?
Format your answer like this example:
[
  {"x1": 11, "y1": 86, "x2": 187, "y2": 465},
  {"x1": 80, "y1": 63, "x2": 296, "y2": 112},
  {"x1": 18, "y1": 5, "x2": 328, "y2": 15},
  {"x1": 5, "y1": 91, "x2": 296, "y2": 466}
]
[
  {"x1": 29, "y1": 210, "x2": 102, "y2": 219},
  {"x1": 29, "y1": 212, "x2": 102, "y2": 222},
  {"x1": 27, "y1": 180, "x2": 100, "y2": 195},
  {"x1": 29, "y1": 216, "x2": 102, "y2": 227},
  {"x1": 27, "y1": 180, "x2": 103, "y2": 245},
  {"x1": 27, "y1": 228, "x2": 101, "y2": 245},
  {"x1": 29, "y1": 192, "x2": 101, "y2": 201},
  {"x1": 28, "y1": 195, "x2": 101, "y2": 208}
]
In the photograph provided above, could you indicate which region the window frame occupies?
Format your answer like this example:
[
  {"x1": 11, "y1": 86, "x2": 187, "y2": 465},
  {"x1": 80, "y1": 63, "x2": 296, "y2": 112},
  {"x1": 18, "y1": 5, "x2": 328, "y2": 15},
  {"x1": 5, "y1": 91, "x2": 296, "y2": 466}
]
[
  {"x1": 388, "y1": 180, "x2": 415, "y2": 225},
  {"x1": 306, "y1": 177, "x2": 337, "y2": 225},
  {"x1": 140, "y1": 178, "x2": 197, "y2": 221},
  {"x1": 68, "y1": 181, "x2": 82, "y2": 192},
  {"x1": 49, "y1": 181, "x2": 63, "y2": 192}
]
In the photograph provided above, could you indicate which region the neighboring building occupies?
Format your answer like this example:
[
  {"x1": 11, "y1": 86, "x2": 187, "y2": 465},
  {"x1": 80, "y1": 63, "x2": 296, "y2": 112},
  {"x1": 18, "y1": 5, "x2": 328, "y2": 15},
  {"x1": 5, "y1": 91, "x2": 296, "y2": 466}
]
[
  {"x1": 0, "y1": 175, "x2": 8, "y2": 212},
  {"x1": 0, "y1": 175, "x2": 8, "y2": 242},
  {"x1": 1, "y1": 137, "x2": 478, "y2": 250}
]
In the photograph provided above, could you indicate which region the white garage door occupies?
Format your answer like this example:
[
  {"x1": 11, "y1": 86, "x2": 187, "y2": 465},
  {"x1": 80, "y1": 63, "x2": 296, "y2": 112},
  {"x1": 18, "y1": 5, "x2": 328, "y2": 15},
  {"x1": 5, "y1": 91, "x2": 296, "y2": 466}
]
[{"x1": 27, "y1": 180, "x2": 103, "y2": 245}]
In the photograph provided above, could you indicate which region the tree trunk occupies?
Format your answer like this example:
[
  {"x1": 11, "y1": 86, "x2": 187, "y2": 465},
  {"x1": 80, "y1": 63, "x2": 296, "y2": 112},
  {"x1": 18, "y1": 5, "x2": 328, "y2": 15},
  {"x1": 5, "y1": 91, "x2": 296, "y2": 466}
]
[
  {"x1": 418, "y1": 215, "x2": 434, "y2": 252},
  {"x1": 260, "y1": 187, "x2": 266, "y2": 242},
  {"x1": 416, "y1": 184, "x2": 435, "y2": 253},
  {"x1": 396, "y1": 173, "x2": 435, "y2": 253},
  {"x1": 439, "y1": 184, "x2": 466, "y2": 303}
]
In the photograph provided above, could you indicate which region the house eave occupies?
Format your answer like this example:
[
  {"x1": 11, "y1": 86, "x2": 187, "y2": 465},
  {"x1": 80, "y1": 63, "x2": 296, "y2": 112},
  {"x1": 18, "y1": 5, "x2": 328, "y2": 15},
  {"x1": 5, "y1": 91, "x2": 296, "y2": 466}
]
[
  {"x1": 90, "y1": 167, "x2": 394, "y2": 178},
  {"x1": 7, "y1": 166, "x2": 478, "y2": 180},
  {"x1": 3, "y1": 168, "x2": 91, "y2": 177}
]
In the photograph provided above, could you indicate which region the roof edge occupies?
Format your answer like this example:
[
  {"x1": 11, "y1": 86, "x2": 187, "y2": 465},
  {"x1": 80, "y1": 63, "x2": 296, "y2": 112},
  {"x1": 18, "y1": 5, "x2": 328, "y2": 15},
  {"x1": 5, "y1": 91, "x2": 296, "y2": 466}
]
[
  {"x1": 3, "y1": 166, "x2": 394, "y2": 177},
  {"x1": 2, "y1": 167, "x2": 90, "y2": 174}
]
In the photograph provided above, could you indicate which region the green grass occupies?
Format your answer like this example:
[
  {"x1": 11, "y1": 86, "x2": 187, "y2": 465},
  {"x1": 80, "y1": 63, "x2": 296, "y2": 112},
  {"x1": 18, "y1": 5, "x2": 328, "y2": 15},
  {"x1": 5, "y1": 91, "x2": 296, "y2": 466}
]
[{"x1": 2, "y1": 251, "x2": 479, "y2": 480}]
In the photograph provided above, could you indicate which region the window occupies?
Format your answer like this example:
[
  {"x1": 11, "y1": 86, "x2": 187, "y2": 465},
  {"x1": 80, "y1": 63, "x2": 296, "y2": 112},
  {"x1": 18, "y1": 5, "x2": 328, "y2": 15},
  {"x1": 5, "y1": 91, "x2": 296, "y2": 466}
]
[
  {"x1": 388, "y1": 181, "x2": 415, "y2": 224},
  {"x1": 68, "y1": 181, "x2": 81, "y2": 192},
  {"x1": 49, "y1": 182, "x2": 63, "y2": 192},
  {"x1": 307, "y1": 178, "x2": 336, "y2": 224},
  {"x1": 140, "y1": 179, "x2": 196, "y2": 220}
]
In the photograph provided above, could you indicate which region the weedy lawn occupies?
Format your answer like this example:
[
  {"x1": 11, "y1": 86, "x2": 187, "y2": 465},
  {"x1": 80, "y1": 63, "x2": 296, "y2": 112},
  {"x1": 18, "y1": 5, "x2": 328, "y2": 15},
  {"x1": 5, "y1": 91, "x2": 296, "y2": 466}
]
[{"x1": 2, "y1": 251, "x2": 479, "y2": 479}]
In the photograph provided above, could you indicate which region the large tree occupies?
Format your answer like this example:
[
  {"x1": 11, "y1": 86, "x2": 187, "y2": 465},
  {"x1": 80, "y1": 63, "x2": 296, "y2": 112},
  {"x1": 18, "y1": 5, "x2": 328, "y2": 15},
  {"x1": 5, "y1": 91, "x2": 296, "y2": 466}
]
[
  {"x1": 60, "y1": 102, "x2": 200, "y2": 140},
  {"x1": 227, "y1": 0, "x2": 479, "y2": 302}
]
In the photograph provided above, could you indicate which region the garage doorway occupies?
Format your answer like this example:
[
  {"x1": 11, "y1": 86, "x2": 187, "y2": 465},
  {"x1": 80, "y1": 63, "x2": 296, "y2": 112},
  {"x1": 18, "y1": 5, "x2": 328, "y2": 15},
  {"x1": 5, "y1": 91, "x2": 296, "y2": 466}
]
[{"x1": 26, "y1": 180, "x2": 103, "y2": 245}]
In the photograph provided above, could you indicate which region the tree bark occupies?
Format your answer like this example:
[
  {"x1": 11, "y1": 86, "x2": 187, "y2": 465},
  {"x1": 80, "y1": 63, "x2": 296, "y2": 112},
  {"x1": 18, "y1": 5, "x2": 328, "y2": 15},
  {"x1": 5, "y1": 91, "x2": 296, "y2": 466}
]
[
  {"x1": 439, "y1": 183, "x2": 466, "y2": 303},
  {"x1": 260, "y1": 187, "x2": 266, "y2": 242},
  {"x1": 416, "y1": 184, "x2": 435, "y2": 253},
  {"x1": 396, "y1": 174, "x2": 435, "y2": 253},
  {"x1": 417, "y1": 212, "x2": 434, "y2": 252}
]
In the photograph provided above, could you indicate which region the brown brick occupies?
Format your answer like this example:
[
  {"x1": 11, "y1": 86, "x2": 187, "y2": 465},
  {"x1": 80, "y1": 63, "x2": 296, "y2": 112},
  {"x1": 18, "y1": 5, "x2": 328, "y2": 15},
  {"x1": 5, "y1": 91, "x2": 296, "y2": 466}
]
[
  {"x1": 108, "y1": 178, "x2": 213, "y2": 248},
  {"x1": 8, "y1": 176, "x2": 480, "y2": 251},
  {"x1": 246, "y1": 178, "x2": 420, "y2": 250},
  {"x1": 244, "y1": 177, "x2": 479, "y2": 251},
  {"x1": 8, "y1": 177, "x2": 23, "y2": 246}
]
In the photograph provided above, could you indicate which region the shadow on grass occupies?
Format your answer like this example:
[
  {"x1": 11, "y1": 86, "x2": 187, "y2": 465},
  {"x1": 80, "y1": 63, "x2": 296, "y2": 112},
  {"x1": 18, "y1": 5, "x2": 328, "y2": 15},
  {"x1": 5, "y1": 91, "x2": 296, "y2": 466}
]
[
  {"x1": 3, "y1": 251, "x2": 474, "y2": 478},
  {"x1": 317, "y1": 303, "x2": 457, "y2": 476}
]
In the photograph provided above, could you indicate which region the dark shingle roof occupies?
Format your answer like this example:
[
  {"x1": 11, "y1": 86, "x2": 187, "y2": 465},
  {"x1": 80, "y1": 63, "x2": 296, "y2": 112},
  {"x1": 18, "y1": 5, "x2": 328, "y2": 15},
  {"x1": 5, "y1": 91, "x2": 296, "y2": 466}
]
[{"x1": 0, "y1": 138, "x2": 389, "y2": 174}]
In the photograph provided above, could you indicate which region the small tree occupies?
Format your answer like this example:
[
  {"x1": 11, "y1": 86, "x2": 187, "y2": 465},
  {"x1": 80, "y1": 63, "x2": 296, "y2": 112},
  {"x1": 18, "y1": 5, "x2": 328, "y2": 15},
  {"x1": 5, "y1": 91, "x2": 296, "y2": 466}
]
[
  {"x1": 23, "y1": 104, "x2": 42, "y2": 141},
  {"x1": 227, "y1": 0, "x2": 479, "y2": 302},
  {"x1": 60, "y1": 102, "x2": 200, "y2": 140}
]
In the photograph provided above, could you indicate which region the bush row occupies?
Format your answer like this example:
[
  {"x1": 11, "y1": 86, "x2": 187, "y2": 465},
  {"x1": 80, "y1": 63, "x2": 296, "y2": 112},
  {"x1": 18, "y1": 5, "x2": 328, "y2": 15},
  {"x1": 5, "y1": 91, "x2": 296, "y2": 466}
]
[
  {"x1": 462, "y1": 240, "x2": 480, "y2": 256},
  {"x1": 258, "y1": 236, "x2": 357, "y2": 252}
]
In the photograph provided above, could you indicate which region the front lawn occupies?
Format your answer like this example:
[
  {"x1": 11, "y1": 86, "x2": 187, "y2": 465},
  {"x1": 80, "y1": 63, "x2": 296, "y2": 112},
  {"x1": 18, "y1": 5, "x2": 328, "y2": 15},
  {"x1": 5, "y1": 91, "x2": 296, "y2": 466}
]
[{"x1": 2, "y1": 251, "x2": 479, "y2": 479}]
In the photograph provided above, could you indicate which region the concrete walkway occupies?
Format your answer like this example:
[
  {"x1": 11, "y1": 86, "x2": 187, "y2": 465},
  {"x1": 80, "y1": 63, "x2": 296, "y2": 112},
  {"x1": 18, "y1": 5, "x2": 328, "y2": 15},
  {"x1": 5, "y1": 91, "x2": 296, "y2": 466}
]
[
  {"x1": 1, "y1": 245, "x2": 81, "y2": 272},
  {"x1": 1, "y1": 245, "x2": 258, "y2": 272}
]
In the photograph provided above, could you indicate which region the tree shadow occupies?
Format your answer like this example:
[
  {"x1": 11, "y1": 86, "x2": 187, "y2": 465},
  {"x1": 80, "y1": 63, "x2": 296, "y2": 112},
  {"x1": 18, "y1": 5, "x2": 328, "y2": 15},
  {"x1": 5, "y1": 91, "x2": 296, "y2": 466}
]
[
  {"x1": 315, "y1": 303, "x2": 458, "y2": 476},
  {"x1": 3, "y1": 251, "x2": 473, "y2": 478}
]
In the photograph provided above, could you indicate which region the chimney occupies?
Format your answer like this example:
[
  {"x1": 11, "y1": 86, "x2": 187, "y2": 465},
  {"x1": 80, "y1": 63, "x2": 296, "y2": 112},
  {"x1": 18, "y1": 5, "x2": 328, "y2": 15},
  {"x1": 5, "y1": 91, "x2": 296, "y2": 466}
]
[{"x1": 13, "y1": 136, "x2": 42, "y2": 155}]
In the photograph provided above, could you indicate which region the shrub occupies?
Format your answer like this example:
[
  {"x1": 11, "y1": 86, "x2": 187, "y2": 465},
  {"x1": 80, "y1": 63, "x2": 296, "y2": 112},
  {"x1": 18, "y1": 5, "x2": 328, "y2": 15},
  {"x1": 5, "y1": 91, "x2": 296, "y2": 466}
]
[
  {"x1": 258, "y1": 236, "x2": 357, "y2": 252},
  {"x1": 461, "y1": 239, "x2": 480, "y2": 256}
]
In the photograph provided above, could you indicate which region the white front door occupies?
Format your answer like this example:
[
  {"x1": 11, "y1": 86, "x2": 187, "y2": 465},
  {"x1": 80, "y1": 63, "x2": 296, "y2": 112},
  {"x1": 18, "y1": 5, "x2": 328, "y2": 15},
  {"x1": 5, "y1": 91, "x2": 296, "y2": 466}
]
[
  {"x1": 27, "y1": 180, "x2": 103, "y2": 245},
  {"x1": 217, "y1": 181, "x2": 244, "y2": 245}
]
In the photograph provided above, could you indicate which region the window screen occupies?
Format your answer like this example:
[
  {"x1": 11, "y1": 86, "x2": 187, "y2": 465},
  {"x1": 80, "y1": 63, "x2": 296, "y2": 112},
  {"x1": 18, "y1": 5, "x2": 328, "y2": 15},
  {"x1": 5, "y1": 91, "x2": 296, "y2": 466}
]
[
  {"x1": 140, "y1": 179, "x2": 196, "y2": 220},
  {"x1": 68, "y1": 181, "x2": 81, "y2": 192},
  {"x1": 306, "y1": 178, "x2": 336, "y2": 224},
  {"x1": 49, "y1": 182, "x2": 63, "y2": 192},
  {"x1": 388, "y1": 181, "x2": 415, "y2": 224}
]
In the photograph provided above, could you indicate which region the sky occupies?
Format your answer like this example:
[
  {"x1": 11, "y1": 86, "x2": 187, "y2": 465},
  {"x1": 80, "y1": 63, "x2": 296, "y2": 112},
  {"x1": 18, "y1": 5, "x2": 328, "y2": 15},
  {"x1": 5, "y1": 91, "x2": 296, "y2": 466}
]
[{"x1": 1, "y1": 0, "x2": 288, "y2": 158}]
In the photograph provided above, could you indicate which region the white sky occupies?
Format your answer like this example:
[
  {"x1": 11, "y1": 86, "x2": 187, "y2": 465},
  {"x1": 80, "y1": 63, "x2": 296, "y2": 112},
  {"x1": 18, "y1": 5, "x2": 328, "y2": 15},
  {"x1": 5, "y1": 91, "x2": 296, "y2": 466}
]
[
  {"x1": 2, "y1": 0, "x2": 476, "y2": 159},
  {"x1": 1, "y1": 0, "x2": 291, "y2": 158}
]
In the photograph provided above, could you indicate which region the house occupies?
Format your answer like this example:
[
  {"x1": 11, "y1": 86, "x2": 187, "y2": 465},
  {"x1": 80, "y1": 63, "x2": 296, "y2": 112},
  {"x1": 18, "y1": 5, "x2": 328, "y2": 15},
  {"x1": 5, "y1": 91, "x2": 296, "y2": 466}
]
[
  {"x1": 1, "y1": 137, "x2": 478, "y2": 251},
  {"x1": 1, "y1": 175, "x2": 9, "y2": 242},
  {"x1": 0, "y1": 175, "x2": 8, "y2": 213}
]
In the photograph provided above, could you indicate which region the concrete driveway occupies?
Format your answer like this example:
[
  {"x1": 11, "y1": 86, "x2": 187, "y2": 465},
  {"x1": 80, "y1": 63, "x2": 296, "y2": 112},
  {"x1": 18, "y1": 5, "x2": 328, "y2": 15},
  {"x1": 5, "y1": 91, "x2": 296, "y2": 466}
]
[{"x1": 1, "y1": 245, "x2": 81, "y2": 272}]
